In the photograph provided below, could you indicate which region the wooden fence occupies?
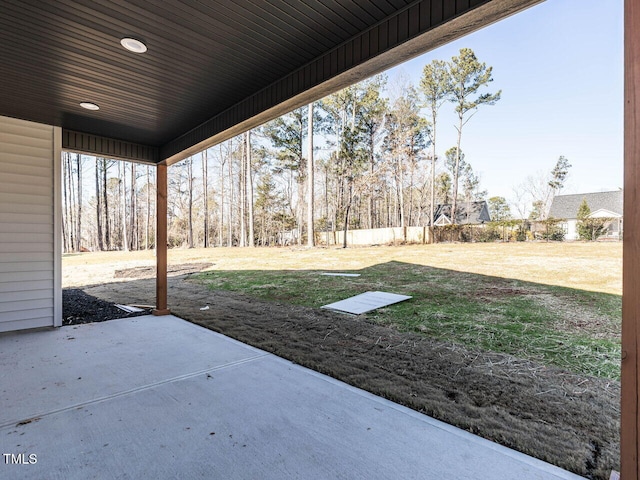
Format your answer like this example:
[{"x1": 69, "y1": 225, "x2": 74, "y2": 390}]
[{"x1": 319, "y1": 226, "x2": 431, "y2": 246}]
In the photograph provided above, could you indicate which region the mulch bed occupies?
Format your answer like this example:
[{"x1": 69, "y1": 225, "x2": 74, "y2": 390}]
[
  {"x1": 66, "y1": 278, "x2": 620, "y2": 480},
  {"x1": 62, "y1": 289, "x2": 150, "y2": 325}
]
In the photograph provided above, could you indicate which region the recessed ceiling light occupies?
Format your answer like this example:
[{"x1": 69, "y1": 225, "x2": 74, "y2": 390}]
[
  {"x1": 120, "y1": 37, "x2": 147, "y2": 53},
  {"x1": 80, "y1": 102, "x2": 100, "y2": 111}
]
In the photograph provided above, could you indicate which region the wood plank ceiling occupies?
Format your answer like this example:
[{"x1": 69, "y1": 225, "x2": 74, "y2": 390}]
[{"x1": 0, "y1": 0, "x2": 541, "y2": 163}]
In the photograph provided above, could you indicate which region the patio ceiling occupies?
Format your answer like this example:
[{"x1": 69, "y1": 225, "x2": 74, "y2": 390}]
[{"x1": 0, "y1": 0, "x2": 541, "y2": 164}]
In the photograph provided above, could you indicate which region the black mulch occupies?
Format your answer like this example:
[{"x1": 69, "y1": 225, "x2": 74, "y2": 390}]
[{"x1": 62, "y1": 288, "x2": 150, "y2": 325}]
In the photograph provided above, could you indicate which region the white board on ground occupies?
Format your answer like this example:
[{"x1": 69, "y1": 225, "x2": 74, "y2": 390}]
[
  {"x1": 114, "y1": 304, "x2": 144, "y2": 313},
  {"x1": 320, "y1": 273, "x2": 361, "y2": 277},
  {"x1": 321, "y1": 291, "x2": 412, "y2": 315}
]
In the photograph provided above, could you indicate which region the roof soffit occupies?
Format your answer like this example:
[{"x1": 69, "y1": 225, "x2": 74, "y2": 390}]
[{"x1": 0, "y1": 0, "x2": 544, "y2": 163}]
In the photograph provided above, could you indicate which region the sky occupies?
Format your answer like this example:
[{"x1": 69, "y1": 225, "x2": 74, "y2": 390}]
[
  {"x1": 79, "y1": 0, "x2": 623, "y2": 213},
  {"x1": 384, "y1": 0, "x2": 623, "y2": 202}
]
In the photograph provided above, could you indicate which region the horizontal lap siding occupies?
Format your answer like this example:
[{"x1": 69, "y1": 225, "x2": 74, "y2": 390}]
[
  {"x1": 0, "y1": 279, "x2": 52, "y2": 294},
  {"x1": 0, "y1": 116, "x2": 57, "y2": 332}
]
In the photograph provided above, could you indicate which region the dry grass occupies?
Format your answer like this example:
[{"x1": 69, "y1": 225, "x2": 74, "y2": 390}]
[{"x1": 63, "y1": 242, "x2": 622, "y2": 294}]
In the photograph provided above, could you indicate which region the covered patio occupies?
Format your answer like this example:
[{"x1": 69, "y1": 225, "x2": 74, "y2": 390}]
[
  {"x1": 0, "y1": 0, "x2": 638, "y2": 477},
  {"x1": 1, "y1": 314, "x2": 582, "y2": 479}
]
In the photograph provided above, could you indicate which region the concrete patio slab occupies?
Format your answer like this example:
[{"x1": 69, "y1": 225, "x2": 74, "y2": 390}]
[{"x1": 0, "y1": 315, "x2": 584, "y2": 479}]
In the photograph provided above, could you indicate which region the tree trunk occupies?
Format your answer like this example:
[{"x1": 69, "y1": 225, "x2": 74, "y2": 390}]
[
  {"x1": 146, "y1": 166, "x2": 151, "y2": 249},
  {"x1": 228, "y1": 139, "x2": 234, "y2": 246},
  {"x1": 202, "y1": 150, "x2": 209, "y2": 248},
  {"x1": 324, "y1": 162, "x2": 330, "y2": 245},
  {"x1": 368, "y1": 134, "x2": 375, "y2": 229},
  {"x1": 76, "y1": 154, "x2": 82, "y2": 251},
  {"x1": 130, "y1": 162, "x2": 137, "y2": 250},
  {"x1": 103, "y1": 159, "x2": 110, "y2": 250},
  {"x1": 66, "y1": 153, "x2": 76, "y2": 251},
  {"x1": 95, "y1": 158, "x2": 104, "y2": 250},
  {"x1": 396, "y1": 163, "x2": 405, "y2": 228},
  {"x1": 408, "y1": 157, "x2": 415, "y2": 226},
  {"x1": 219, "y1": 145, "x2": 225, "y2": 247},
  {"x1": 247, "y1": 131, "x2": 255, "y2": 247},
  {"x1": 452, "y1": 114, "x2": 463, "y2": 225},
  {"x1": 342, "y1": 181, "x2": 352, "y2": 249},
  {"x1": 187, "y1": 156, "x2": 194, "y2": 248},
  {"x1": 120, "y1": 162, "x2": 128, "y2": 251},
  {"x1": 239, "y1": 137, "x2": 246, "y2": 247},
  {"x1": 430, "y1": 108, "x2": 438, "y2": 243},
  {"x1": 297, "y1": 179, "x2": 304, "y2": 246},
  {"x1": 307, "y1": 103, "x2": 315, "y2": 247},
  {"x1": 71, "y1": 155, "x2": 77, "y2": 249},
  {"x1": 62, "y1": 154, "x2": 69, "y2": 252}
]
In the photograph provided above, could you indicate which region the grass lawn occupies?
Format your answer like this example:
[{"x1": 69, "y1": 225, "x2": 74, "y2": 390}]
[
  {"x1": 64, "y1": 242, "x2": 622, "y2": 378},
  {"x1": 190, "y1": 242, "x2": 622, "y2": 379}
]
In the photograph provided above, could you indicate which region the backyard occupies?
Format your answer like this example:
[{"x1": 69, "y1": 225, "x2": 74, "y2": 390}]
[{"x1": 63, "y1": 242, "x2": 622, "y2": 479}]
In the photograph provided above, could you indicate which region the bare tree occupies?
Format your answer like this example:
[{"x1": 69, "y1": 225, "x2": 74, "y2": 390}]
[
  {"x1": 130, "y1": 162, "x2": 137, "y2": 250},
  {"x1": 202, "y1": 149, "x2": 209, "y2": 248},
  {"x1": 307, "y1": 102, "x2": 315, "y2": 246},
  {"x1": 103, "y1": 158, "x2": 111, "y2": 249},
  {"x1": 228, "y1": 138, "x2": 234, "y2": 246},
  {"x1": 420, "y1": 59, "x2": 450, "y2": 236},
  {"x1": 448, "y1": 48, "x2": 500, "y2": 223},
  {"x1": 119, "y1": 162, "x2": 128, "y2": 251},
  {"x1": 62, "y1": 153, "x2": 70, "y2": 251},
  {"x1": 76, "y1": 154, "x2": 82, "y2": 251},
  {"x1": 239, "y1": 137, "x2": 247, "y2": 247},
  {"x1": 247, "y1": 131, "x2": 255, "y2": 247},
  {"x1": 218, "y1": 144, "x2": 226, "y2": 247},
  {"x1": 95, "y1": 158, "x2": 104, "y2": 250},
  {"x1": 187, "y1": 156, "x2": 194, "y2": 248},
  {"x1": 145, "y1": 165, "x2": 152, "y2": 249}
]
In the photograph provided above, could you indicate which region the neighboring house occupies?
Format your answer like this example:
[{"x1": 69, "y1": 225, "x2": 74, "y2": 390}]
[
  {"x1": 432, "y1": 201, "x2": 492, "y2": 226},
  {"x1": 548, "y1": 190, "x2": 623, "y2": 240}
]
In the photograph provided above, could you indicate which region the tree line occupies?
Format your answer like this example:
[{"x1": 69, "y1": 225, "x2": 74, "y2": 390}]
[{"x1": 62, "y1": 48, "x2": 521, "y2": 252}]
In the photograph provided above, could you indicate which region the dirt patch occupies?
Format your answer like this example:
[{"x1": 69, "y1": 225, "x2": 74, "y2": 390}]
[
  {"x1": 74, "y1": 275, "x2": 619, "y2": 480},
  {"x1": 114, "y1": 262, "x2": 213, "y2": 279},
  {"x1": 532, "y1": 292, "x2": 620, "y2": 339}
]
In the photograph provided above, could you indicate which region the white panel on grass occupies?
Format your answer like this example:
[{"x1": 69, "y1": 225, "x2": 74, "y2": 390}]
[
  {"x1": 115, "y1": 304, "x2": 145, "y2": 313},
  {"x1": 321, "y1": 291, "x2": 412, "y2": 315}
]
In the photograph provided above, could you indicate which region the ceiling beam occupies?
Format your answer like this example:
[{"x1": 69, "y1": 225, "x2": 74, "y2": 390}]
[{"x1": 63, "y1": 130, "x2": 159, "y2": 164}]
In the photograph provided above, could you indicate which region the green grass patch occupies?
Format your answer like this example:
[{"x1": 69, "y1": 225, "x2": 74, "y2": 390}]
[{"x1": 194, "y1": 261, "x2": 621, "y2": 379}]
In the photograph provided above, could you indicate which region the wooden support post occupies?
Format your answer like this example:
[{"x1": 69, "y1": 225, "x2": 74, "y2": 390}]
[
  {"x1": 623, "y1": 0, "x2": 640, "y2": 477},
  {"x1": 153, "y1": 163, "x2": 170, "y2": 316}
]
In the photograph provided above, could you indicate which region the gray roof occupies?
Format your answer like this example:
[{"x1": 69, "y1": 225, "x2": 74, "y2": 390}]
[
  {"x1": 548, "y1": 190, "x2": 623, "y2": 219},
  {"x1": 433, "y1": 201, "x2": 492, "y2": 225}
]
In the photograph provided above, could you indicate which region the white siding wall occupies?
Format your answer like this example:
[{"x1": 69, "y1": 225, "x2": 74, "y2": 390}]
[{"x1": 0, "y1": 116, "x2": 61, "y2": 332}]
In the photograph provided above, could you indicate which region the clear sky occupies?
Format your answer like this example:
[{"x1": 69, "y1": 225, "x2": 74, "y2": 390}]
[{"x1": 387, "y1": 0, "x2": 623, "y2": 202}]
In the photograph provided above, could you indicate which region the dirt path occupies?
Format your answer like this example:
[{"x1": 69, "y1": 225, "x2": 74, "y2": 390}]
[{"x1": 79, "y1": 273, "x2": 619, "y2": 480}]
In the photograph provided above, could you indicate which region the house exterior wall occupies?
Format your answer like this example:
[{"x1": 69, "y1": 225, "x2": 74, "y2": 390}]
[
  {"x1": 562, "y1": 218, "x2": 622, "y2": 241},
  {"x1": 564, "y1": 220, "x2": 578, "y2": 240},
  {"x1": 0, "y1": 116, "x2": 61, "y2": 332}
]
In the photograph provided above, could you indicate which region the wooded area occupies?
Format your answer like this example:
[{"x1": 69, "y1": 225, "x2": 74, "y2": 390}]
[{"x1": 60, "y1": 48, "x2": 566, "y2": 253}]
